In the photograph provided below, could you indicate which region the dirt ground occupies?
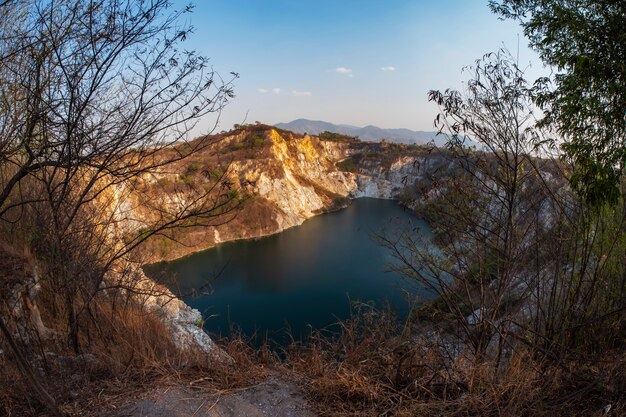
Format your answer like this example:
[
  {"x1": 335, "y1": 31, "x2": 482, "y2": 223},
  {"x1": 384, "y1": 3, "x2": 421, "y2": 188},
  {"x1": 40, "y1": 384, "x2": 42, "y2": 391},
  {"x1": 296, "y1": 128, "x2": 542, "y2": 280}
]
[{"x1": 106, "y1": 374, "x2": 318, "y2": 417}]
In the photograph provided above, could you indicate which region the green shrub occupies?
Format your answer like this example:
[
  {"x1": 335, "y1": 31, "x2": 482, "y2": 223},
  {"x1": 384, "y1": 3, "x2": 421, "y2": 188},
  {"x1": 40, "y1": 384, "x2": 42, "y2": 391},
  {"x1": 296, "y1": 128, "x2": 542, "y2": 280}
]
[
  {"x1": 251, "y1": 135, "x2": 265, "y2": 148},
  {"x1": 319, "y1": 131, "x2": 357, "y2": 142},
  {"x1": 185, "y1": 162, "x2": 201, "y2": 175},
  {"x1": 337, "y1": 157, "x2": 359, "y2": 172}
]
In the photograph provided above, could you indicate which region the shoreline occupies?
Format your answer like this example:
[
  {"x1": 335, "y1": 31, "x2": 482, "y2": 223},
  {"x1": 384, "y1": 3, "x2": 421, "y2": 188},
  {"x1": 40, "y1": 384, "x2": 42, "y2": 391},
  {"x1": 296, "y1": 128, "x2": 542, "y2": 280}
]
[{"x1": 143, "y1": 195, "x2": 405, "y2": 269}]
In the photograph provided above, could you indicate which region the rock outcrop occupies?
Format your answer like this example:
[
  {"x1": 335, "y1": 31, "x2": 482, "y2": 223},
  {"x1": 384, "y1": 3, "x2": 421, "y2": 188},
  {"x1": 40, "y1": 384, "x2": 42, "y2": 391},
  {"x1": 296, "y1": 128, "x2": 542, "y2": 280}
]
[
  {"x1": 0, "y1": 245, "x2": 52, "y2": 344},
  {"x1": 128, "y1": 267, "x2": 230, "y2": 360}
]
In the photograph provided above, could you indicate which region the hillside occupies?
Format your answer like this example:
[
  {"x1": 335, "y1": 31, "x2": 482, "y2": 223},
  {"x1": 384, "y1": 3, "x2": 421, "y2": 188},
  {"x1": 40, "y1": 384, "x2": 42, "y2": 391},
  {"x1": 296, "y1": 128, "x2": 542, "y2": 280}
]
[{"x1": 128, "y1": 124, "x2": 449, "y2": 263}]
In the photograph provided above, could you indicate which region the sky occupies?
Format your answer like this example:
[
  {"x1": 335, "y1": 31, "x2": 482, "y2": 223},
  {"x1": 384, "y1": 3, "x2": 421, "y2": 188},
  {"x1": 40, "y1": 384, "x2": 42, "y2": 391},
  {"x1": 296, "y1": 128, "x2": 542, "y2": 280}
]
[{"x1": 172, "y1": 0, "x2": 547, "y2": 134}]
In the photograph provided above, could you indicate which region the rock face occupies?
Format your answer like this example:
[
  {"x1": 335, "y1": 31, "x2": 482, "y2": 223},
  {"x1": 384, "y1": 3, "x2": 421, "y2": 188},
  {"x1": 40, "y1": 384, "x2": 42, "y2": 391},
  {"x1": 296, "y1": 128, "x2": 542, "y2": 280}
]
[
  {"x1": 126, "y1": 126, "x2": 446, "y2": 263},
  {"x1": 0, "y1": 246, "x2": 52, "y2": 343},
  {"x1": 353, "y1": 156, "x2": 423, "y2": 199},
  {"x1": 225, "y1": 129, "x2": 356, "y2": 235},
  {"x1": 129, "y1": 267, "x2": 230, "y2": 360}
]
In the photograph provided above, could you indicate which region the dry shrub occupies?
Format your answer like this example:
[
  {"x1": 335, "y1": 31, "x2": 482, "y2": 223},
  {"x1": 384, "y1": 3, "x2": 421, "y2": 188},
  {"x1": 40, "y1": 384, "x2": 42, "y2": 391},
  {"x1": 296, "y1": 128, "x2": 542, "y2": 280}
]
[
  {"x1": 79, "y1": 298, "x2": 180, "y2": 374},
  {"x1": 33, "y1": 282, "x2": 179, "y2": 369},
  {"x1": 0, "y1": 290, "x2": 181, "y2": 415},
  {"x1": 284, "y1": 305, "x2": 625, "y2": 417},
  {"x1": 58, "y1": 324, "x2": 272, "y2": 416},
  {"x1": 0, "y1": 348, "x2": 36, "y2": 417},
  {"x1": 0, "y1": 240, "x2": 270, "y2": 416},
  {"x1": 175, "y1": 334, "x2": 271, "y2": 395}
]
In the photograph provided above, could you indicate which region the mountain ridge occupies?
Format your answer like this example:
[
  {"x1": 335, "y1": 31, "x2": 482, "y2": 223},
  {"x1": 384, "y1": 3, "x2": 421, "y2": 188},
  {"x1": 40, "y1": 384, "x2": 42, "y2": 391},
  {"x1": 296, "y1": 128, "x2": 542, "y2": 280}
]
[{"x1": 275, "y1": 118, "x2": 446, "y2": 146}]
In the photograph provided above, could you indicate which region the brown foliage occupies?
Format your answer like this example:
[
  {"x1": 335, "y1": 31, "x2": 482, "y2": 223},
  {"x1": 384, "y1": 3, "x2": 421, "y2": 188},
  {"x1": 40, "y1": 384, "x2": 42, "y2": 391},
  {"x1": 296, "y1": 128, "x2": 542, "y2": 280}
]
[{"x1": 284, "y1": 307, "x2": 625, "y2": 417}]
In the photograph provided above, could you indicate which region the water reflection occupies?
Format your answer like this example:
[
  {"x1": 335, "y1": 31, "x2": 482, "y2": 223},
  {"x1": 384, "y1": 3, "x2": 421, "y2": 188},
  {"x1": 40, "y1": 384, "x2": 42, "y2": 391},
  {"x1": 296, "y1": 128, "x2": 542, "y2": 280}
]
[{"x1": 146, "y1": 198, "x2": 433, "y2": 343}]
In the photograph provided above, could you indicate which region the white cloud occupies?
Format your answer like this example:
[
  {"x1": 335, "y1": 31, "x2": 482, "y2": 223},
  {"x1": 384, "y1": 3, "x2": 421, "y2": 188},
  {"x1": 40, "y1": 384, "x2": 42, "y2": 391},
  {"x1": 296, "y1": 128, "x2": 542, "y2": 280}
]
[
  {"x1": 257, "y1": 87, "x2": 281, "y2": 94},
  {"x1": 381, "y1": 66, "x2": 396, "y2": 72},
  {"x1": 335, "y1": 67, "x2": 353, "y2": 75},
  {"x1": 292, "y1": 90, "x2": 312, "y2": 97}
]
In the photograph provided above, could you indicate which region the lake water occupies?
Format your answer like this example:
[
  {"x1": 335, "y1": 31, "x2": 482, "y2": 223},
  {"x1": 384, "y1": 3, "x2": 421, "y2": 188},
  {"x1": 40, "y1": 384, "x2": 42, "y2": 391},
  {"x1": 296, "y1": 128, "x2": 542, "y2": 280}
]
[{"x1": 146, "y1": 198, "x2": 433, "y2": 344}]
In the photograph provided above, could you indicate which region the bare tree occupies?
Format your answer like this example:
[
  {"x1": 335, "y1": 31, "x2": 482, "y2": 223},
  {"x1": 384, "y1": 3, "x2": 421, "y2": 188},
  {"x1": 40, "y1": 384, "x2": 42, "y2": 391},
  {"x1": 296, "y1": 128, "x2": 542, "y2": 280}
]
[
  {"x1": 383, "y1": 50, "x2": 626, "y2": 376},
  {"x1": 381, "y1": 50, "x2": 552, "y2": 364},
  {"x1": 0, "y1": 1, "x2": 239, "y2": 414}
]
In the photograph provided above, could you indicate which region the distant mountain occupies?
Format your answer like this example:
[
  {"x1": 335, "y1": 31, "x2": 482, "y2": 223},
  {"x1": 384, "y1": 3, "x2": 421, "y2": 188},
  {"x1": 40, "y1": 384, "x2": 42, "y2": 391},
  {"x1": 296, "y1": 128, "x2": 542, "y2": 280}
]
[{"x1": 275, "y1": 118, "x2": 446, "y2": 146}]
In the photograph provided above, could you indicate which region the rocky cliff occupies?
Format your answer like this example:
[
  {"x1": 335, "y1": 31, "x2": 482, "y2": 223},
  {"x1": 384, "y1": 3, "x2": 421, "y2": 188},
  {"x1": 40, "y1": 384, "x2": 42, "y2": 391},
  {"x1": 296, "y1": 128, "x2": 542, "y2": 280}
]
[
  {"x1": 124, "y1": 125, "x2": 448, "y2": 263},
  {"x1": 106, "y1": 125, "x2": 450, "y2": 353}
]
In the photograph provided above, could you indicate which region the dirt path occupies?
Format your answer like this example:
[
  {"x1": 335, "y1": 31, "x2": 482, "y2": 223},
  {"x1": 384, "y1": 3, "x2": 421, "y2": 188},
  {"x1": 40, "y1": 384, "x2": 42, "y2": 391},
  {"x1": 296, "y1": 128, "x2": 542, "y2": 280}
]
[{"x1": 108, "y1": 374, "x2": 318, "y2": 417}]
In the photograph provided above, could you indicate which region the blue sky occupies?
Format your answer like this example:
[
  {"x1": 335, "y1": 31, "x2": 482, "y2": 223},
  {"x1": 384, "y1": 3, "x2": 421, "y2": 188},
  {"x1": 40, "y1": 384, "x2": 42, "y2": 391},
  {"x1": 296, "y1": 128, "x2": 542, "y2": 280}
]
[{"x1": 173, "y1": 0, "x2": 546, "y2": 133}]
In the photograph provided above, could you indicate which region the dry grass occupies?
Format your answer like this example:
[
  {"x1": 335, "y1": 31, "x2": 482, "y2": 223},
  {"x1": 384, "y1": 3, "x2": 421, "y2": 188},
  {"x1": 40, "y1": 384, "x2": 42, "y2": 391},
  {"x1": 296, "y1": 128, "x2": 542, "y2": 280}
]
[
  {"x1": 282, "y1": 306, "x2": 626, "y2": 417},
  {"x1": 1, "y1": 275, "x2": 269, "y2": 417},
  {"x1": 3, "y1": 291, "x2": 625, "y2": 416}
]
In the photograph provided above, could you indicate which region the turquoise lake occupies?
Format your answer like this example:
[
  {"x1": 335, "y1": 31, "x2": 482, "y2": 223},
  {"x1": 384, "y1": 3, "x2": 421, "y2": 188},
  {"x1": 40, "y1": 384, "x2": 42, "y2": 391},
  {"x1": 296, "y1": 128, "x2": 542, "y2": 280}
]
[{"x1": 146, "y1": 198, "x2": 433, "y2": 344}]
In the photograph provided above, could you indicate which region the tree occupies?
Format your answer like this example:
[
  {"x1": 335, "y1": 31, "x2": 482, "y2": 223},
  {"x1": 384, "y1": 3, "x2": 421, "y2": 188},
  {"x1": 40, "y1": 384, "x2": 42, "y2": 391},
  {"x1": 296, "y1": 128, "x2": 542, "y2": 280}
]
[
  {"x1": 384, "y1": 50, "x2": 626, "y2": 379},
  {"x1": 382, "y1": 50, "x2": 545, "y2": 364},
  {"x1": 0, "y1": 0, "x2": 236, "y2": 215},
  {"x1": 0, "y1": 1, "x2": 239, "y2": 413},
  {"x1": 489, "y1": 0, "x2": 626, "y2": 205}
]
